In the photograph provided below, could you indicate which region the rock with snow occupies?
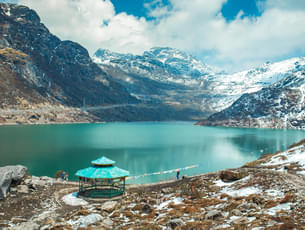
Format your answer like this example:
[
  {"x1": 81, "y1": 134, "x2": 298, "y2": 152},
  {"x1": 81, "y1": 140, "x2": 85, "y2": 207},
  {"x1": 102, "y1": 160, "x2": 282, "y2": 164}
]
[
  {"x1": 78, "y1": 213, "x2": 102, "y2": 228},
  {"x1": 0, "y1": 165, "x2": 27, "y2": 199},
  {"x1": 101, "y1": 200, "x2": 118, "y2": 212},
  {"x1": 62, "y1": 192, "x2": 88, "y2": 206}
]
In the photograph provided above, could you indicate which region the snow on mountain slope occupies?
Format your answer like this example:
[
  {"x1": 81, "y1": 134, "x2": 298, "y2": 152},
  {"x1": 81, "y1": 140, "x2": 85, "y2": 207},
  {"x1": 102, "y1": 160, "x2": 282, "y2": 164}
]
[
  {"x1": 203, "y1": 57, "x2": 305, "y2": 112},
  {"x1": 198, "y1": 69, "x2": 305, "y2": 129},
  {"x1": 93, "y1": 47, "x2": 217, "y2": 86},
  {"x1": 93, "y1": 47, "x2": 305, "y2": 115}
]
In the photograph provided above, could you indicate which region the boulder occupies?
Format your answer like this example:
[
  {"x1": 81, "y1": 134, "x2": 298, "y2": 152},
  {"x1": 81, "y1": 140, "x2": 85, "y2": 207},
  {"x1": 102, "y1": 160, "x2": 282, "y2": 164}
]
[
  {"x1": 0, "y1": 165, "x2": 27, "y2": 199},
  {"x1": 101, "y1": 201, "x2": 118, "y2": 212},
  {"x1": 219, "y1": 170, "x2": 248, "y2": 182}
]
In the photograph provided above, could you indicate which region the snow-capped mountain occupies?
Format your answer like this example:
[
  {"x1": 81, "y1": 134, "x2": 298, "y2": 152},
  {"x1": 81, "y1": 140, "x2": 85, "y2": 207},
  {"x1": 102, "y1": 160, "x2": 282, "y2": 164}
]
[
  {"x1": 202, "y1": 57, "x2": 305, "y2": 112},
  {"x1": 197, "y1": 68, "x2": 305, "y2": 129},
  {"x1": 93, "y1": 47, "x2": 305, "y2": 120},
  {"x1": 93, "y1": 47, "x2": 218, "y2": 86}
]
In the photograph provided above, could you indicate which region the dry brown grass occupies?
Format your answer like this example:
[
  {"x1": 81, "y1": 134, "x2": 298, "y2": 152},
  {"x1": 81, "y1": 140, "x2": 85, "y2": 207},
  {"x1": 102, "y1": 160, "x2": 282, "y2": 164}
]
[
  {"x1": 280, "y1": 193, "x2": 296, "y2": 204},
  {"x1": 0, "y1": 47, "x2": 28, "y2": 63}
]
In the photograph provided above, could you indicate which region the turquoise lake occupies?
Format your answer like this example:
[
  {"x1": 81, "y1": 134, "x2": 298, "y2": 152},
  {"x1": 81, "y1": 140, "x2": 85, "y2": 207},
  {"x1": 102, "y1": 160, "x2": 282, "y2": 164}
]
[{"x1": 1, "y1": 122, "x2": 305, "y2": 184}]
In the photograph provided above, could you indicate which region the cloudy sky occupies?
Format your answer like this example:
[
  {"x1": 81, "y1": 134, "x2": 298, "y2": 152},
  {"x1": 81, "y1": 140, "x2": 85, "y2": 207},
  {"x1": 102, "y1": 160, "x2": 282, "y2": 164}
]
[{"x1": 2, "y1": 0, "x2": 305, "y2": 72}]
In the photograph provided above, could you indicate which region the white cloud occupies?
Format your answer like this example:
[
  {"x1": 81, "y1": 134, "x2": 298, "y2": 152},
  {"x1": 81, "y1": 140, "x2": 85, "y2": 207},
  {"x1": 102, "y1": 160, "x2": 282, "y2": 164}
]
[
  {"x1": 18, "y1": 0, "x2": 305, "y2": 72},
  {"x1": 18, "y1": 0, "x2": 152, "y2": 55}
]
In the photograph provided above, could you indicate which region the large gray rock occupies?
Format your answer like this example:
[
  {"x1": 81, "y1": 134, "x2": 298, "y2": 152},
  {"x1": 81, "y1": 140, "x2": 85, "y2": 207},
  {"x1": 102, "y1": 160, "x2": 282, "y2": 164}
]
[{"x1": 0, "y1": 165, "x2": 27, "y2": 199}]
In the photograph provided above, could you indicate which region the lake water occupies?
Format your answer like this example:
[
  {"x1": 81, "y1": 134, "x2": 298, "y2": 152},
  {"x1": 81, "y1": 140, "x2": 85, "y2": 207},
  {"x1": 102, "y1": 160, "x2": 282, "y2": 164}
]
[{"x1": 1, "y1": 122, "x2": 305, "y2": 184}]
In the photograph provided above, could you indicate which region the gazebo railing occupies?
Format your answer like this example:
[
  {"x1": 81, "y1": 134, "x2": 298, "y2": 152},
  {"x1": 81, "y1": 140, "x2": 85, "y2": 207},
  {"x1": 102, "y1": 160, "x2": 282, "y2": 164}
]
[{"x1": 78, "y1": 179, "x2": 125, "y2": 198}]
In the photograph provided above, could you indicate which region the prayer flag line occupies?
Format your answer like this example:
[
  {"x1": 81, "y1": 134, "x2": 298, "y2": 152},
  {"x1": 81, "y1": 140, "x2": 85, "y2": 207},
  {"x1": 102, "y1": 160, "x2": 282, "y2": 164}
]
[{"x1": 126, "y1": 164, "x2": 199, "y2": 180}]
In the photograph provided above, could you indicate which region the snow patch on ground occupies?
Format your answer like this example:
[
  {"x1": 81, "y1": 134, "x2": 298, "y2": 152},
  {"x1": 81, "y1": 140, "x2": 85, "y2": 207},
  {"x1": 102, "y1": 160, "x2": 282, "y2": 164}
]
[
  {"x1": 221, "y1": 186, "x2": 261, "y2": 197},
  {"x1": 62, "y1": 192, "x2": 88, "y2": 206},
  {"x1": 262, "y1": 146, "x2": 305, "y2": 172},
  {"x1": 265, "y1": 203, "x2": 292, "y2": 215},
  {"x1": 155, "y1": 197, "x2": 183, "y2": 210}
]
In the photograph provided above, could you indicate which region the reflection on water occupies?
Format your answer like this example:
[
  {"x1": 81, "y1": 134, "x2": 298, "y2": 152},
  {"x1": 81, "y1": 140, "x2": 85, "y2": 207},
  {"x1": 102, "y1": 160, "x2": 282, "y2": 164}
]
[{"x1": 0, "y1": 122, "x2": 305, "y2": 184}]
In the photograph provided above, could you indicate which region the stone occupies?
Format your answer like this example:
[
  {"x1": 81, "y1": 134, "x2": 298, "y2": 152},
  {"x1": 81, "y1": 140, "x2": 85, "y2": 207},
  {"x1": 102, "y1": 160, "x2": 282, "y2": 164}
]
[
  {"x1": 167, "y1": 218, "x2": 184, "y2": 229},
  {"x1": 17, "y1": 185, "x2": 29, "y2": 194},
  {"x1": 102, "y1": 218, "x2": 113, "y2": 228},
  {"x1": 231, "y1": 209, "x2": 242, "y2": 216},
  {"x1": 0, "y1": 165, "x2": 27, "y2": 199},
  {"x1": 142, "y1": 204, "x2": 153, "y2": 214},
  {"x1": 205, "y1": 210, "x2": 223, "y2": 220},
  {"x1": 101, "y1": 201, "x2": 118, "y2": 212}
]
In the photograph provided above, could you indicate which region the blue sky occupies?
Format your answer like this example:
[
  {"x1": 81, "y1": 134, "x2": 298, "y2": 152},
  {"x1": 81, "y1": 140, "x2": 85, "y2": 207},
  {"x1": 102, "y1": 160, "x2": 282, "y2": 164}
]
[
  {"x1": 112, "y1": 0, "x2": 263, "y2": 22},
  {"x1": 2, "y1": 0, "x2": 305, "y2": 72}
]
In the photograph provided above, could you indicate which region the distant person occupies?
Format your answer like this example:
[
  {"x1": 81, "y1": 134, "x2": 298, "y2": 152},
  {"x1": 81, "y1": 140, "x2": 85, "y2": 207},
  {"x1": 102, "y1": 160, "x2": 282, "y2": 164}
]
[
  {"x1": 61, "y1": 171, "x2": 66, "y2": 180},
  {"x1": 176, "y1": 169, "x2": 180, "y2": 180},
  {"x1": 65, "y1": 173, "x2": 69, "y2": 181}
]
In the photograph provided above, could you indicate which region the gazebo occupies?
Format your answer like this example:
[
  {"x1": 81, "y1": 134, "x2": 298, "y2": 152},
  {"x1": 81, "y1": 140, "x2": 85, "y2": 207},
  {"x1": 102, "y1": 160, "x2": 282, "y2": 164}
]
[{"x1": 75, "y1": 156, "x2": 129, "y2": 198}]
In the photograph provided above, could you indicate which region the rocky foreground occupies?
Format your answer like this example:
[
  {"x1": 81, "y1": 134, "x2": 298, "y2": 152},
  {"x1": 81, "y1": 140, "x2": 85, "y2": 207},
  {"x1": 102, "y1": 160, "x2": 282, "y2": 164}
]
[{"x1": 2, "y1": 140, "x2": 305, "y2": 229}]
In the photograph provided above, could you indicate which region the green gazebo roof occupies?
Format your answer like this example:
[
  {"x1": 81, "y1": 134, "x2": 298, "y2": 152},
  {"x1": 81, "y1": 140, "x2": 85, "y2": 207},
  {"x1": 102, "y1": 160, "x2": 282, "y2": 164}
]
[
  {"x1": 75, "y1": 156, "x2": 129, "y2": 179},
  {"x1": 91, "y1": 156, "x2": 115, "y2": 166},
  {"x1": 75, "y1": 166, "x2": 129, "y2": 179}
]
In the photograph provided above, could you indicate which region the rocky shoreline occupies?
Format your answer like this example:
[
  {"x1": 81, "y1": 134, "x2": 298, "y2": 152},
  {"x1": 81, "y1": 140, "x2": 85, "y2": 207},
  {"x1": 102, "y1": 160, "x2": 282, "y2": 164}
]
[
  {"x1": 2, "y1": 139, "x2": 305, "y2": 229},
  {"x1": 0, "y1": 104, "x2": 99, "y2": 125}
]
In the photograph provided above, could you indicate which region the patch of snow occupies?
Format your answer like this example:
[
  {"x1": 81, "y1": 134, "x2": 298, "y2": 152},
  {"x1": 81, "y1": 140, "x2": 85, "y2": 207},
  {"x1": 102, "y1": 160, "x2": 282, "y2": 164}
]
[
  {"x1": 155, "y1": 197, "x2": 183, "y2": 210},
  {"x1": 68, "y1": 213, "x2": 102, "y2": 229},
  {"x1": 214, "y1": 179, "x2": 235, "y2": 187},
  {"x1": 62, "y1": 192, "x2": 88, "y2": 206},
  {"x1": 265, "y1": 203, "x2": 292, "y2": 215},
  {"x1": 262, "y1": 146, "x2": 305, "y2": 172},
  {"x1": 221, "y1": 186, "x2": 261, "y2": 197},
  {"x1": 264, "y1": 189, "x2": 284, "y2": 198}
]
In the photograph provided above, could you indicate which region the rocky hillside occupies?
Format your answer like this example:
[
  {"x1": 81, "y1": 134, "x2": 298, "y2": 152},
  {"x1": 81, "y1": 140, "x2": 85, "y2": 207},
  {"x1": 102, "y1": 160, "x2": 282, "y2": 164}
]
[
  {"x1": 2, "y1": 139, "x2": 305, "y2": 229},
  {"x1": 197, "y1": 68, "x2": 305, "y2": 129},
  {"x1": 0, "y1": 3, "x2": 140, "y2": 123}
]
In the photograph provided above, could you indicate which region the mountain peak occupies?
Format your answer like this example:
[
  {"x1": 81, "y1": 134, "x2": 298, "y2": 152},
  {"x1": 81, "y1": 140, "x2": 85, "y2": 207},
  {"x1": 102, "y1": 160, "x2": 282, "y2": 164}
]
[{"x1": 93, "y1": 46, "x2": 217, "y2": 82}]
